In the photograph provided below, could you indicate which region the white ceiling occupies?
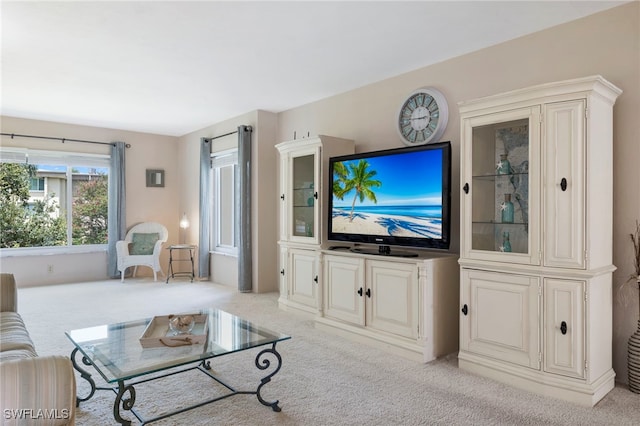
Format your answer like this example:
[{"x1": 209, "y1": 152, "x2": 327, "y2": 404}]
[{"x1": 1, "y1": 1, "x2": 627, "y2": 137}]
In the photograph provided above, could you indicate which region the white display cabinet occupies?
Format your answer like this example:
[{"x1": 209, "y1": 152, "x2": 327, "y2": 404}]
[
  {"x1": 276, "y1": 136, "x2": 354, "y2": 314},
  {"x1": 458, "y1": 76, "x2": 622, "y2": 406}
]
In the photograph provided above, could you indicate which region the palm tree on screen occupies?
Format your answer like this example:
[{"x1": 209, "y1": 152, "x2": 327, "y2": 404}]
[{"x1": 341, "y1": 160, "x2": 382, "y2": 222}]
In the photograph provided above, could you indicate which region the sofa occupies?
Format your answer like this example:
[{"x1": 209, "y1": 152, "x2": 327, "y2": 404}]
[{"x1": 0, "y1": 273, "x2": 76, "y2": 426}]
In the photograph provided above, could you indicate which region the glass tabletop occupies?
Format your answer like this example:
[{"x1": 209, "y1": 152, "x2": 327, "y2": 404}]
[{"x1": 65, "y1": 308, "x2": 290, "y2": 383}]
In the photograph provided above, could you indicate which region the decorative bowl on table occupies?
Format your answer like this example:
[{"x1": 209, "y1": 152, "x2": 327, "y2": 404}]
[{"x1": 168, "y1": 315, "x2": 195, "y2": 335}]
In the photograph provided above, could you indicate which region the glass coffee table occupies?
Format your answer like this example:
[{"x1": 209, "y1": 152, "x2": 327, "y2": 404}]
[{"x1": 66, "y1": 308, "x2": 290, "y2": 425}]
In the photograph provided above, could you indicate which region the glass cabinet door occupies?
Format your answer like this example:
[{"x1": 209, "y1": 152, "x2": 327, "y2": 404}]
[
  {"x1": 291, "y1": 153, "x2": 317, "y2": 239},
  {"x1": 462, "y1": 107, "x2": 540, "y2": 264}
]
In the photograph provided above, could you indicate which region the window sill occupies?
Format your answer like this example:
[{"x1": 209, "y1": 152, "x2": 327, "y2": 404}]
[
  {"x1": 0, "y1": 245, "x2": 108, "y2": 258},
  {"x1": 210, "y1": 250, "x2": 238, "y2": 258}
]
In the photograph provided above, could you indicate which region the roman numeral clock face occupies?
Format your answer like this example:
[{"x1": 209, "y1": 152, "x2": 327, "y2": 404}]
[{"x1": 397, "y1": 88, "x2": 449, "y2": 146}]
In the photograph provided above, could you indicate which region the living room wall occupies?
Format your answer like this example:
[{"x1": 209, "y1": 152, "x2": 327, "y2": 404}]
[
  {"x1": 0, "y1": 116, "x2": 180, "y2": 285},
  {"x1": 274, "y1": 2, "x2": 639, "y2": 384}
]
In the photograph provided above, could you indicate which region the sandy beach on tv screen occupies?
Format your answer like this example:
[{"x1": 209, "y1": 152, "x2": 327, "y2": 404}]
[{"x1": 332, "y1": 211, "x2": 442, "y2": 238}]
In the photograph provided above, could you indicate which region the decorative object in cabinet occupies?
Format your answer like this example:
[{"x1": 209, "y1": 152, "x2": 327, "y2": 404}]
[{"x1": 459, "y1": 75, "x2": 622, "y2": 406}]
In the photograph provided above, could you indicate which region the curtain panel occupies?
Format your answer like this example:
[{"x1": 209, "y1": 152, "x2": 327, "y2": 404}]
[
  {"x1": 107, "y1": 142, "x2": 126, "y2": 278},
  {"x1": 237, "y1": 125, "x2": 253, "y2": 292},
  {"x1": 198, "y1": 138, "x2": 212, "y2": 278}
]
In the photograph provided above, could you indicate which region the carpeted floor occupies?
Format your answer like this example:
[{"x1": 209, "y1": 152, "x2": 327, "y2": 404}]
[{"x1": 16, "y1": 278, "x2": 640, "y2": 425}]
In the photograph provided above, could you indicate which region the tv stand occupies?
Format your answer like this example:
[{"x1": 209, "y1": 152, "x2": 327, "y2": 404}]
[
  {"x1": 318, "y1": 249, "x2": 460, "y2": 362},
  {"x1": 350, "y1": 245, "x2": 419, "y2": 258}
]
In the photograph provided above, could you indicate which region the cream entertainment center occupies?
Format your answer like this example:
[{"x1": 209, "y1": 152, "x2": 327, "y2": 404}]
[
  {"x1": 458, "y1": 76, "x2": 621, "y2": 406},
  {"x1": 276, "y1": 136, "x2": 460, "y2": 363}
]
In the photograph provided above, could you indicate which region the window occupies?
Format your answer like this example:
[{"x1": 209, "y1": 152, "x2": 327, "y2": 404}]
[
  {"x1": 210, "y1": 149, "x2": 237, "y2": 254},
  {"x1": 29, "y1": 177, "x2": 44, "y2": 191},
  {"x1": 0, "y1": 148, "x2": 110, "y2": 249}
]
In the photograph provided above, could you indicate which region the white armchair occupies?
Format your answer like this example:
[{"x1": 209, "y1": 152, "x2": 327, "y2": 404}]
[{"x1": 116, "y1": 222, "x2": 169, "y2": 282}]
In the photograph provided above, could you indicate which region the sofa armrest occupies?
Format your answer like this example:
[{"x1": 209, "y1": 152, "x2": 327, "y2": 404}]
[
  {"x1": 0, "y1": 356, "x2": 76, "y2": 426},
  {"x1": 1, "y1": 273, "x2": 17, "y2": 313}
]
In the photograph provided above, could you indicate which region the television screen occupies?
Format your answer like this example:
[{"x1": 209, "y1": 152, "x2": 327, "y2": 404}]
[{"x1": 328, "y1": 141, "x2": 451, "y2": 253}]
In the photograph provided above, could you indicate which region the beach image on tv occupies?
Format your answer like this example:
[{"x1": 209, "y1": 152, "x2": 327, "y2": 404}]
[{"x1": 331, "y1": 149, "x2": 443, "y2": 239}]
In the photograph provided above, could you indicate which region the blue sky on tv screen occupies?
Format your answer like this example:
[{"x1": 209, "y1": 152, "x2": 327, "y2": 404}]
[{"x1": 333, "y1": 148, "x2": 443, "y2": 208}]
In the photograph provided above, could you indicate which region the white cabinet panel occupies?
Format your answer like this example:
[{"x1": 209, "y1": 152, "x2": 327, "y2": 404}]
[
  {"x1": 461, "y1": 269, "x2": 540, "y2": 369},
  {"x1": 323, "y1": 255, "x2": 364, "y2": 326},
  {"x1": 289, "y1": 249, "x2": 318, "y2": 308},
  {"x1": 544, "y1": 278, "x2": 585, "y2": 379},
  {"x1": 366, "y1": 260, "x2": 418, "y2": 339},
  {"x1": 543, "y1": 100, "x2": 586, "y2": 269}
]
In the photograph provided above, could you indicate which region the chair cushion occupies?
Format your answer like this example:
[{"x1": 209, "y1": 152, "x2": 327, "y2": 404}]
[{"x1": 130, "y1": 232, "x2": 160, "y2": 255}]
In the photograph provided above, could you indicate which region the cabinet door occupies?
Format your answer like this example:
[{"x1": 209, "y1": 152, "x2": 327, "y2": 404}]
[
  {"x1": 289, "y1": 147, "x2": 321, "y2": 244},
  {"x1": 323, "y1": 255, "x2": 365, "y2": 326},
  {"x1": 461, "y1": 107, "x2": 540, "y2": 265},
  {"x1": 544, "y1": 278, "x2": 585, "y2": 379},
  {"x1": 460, "y1": 269, "x2": 540, "y2": 369},
  {"x1": 543, "y1": 100, "x2": 586, "y2": 269},
  {"x1": 366, "y1": 260, "x2": 419, "y2": 339},
  {"x1": 289, "y1": 248, "x2": 319, "y2": 308}
]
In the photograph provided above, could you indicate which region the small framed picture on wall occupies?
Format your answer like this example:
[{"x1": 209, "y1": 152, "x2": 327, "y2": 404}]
[{"x1": 146, "y1": 169, "x2": 165, "y2": 187}]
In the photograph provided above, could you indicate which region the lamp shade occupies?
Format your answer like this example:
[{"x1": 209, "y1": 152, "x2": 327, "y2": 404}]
[{"x1": 179, "y1": 213, "x2": 190, "y2": 229}]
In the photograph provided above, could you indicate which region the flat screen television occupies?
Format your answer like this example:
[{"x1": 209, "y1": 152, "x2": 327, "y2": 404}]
[{"x1": 328, "y1": 141, "x2": 451, "y2": 256}]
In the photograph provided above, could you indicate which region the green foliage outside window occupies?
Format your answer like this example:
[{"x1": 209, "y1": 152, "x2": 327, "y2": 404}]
[{"x1": 72, "y1": 175, "x2": 108, "y2": 244}]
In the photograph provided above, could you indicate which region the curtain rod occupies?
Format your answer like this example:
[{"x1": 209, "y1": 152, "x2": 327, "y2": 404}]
[
  {"x1": 205, "y1": 130, "x2": 238, "y2": 142},
  {"x1": 1, "y1": 132, "x2": 131, "y2": 148}
]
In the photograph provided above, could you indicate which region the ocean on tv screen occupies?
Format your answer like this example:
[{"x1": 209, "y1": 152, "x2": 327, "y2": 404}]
[{"x1": 331, "y1": 205, "x2": 443, "y2": 239}]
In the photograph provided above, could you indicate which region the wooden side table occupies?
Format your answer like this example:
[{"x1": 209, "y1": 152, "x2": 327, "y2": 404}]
[{"x1": 166, "y1": 245, "x2": 197, "y2": 283}]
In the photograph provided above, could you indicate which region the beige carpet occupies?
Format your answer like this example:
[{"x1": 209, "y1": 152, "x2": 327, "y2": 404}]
[{"x1": 16, "y1": 278, "x2": 640, "y2": 425}]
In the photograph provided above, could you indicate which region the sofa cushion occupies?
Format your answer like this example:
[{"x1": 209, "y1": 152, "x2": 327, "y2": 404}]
[
  {"x1": 0, "y1": 348, "x2": 38, "y2": 362},
  {"x1": 0, "y1": 312, "x2": 36, "y2": 353},
  {"x1": 130, "y1": 232, "x2": 160, "y2": 255}
]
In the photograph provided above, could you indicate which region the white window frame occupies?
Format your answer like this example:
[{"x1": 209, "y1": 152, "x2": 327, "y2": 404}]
[{"x1": 210, "y1": 148, "x2": 238, "y2": 255}]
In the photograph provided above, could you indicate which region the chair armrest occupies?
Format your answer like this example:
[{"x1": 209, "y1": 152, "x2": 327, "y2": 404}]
[
  {"x1": 152, "y1": 240, "x2": 165, "y2": 256},
  {"x1": 115, "y1": 240, "x2": 130, "y2": 256},
  {"x1": 0, "y1": 355, "x2": 76, "y2": 425},
  {"x1": 1, "y1": 273, "x2": 17, "y2": 313}
]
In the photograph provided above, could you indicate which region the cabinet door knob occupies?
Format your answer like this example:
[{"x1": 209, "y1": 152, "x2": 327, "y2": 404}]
[
  {"x1": 560, "y1": 178, "x2": 567, "y2": 191},
  {"x1": 280, "y1": 194, "x2": 285, "y2": 200},
  {"x1": 463, "y1": 183, "x2": 469, "y2": 194},
  {"x1": 560, "y1": 321, "x2": 567, "y2": 335},
  {"x1": 314, "y1": 275, "x2": 318, "y2": 283},
  {"x1": 280, "y1": 269, "x2": 285, "y2": 276},
  {"x1": 366, "y1": 288, "x2": 371, "y2": 298},
  {"x1": 461, "y1": 304, "x2": 468, "y2": 316},
  {"x1": 314, "y1": 191, "x2": 318, "y2": 200},
  {"x1": 357, "y1": 287, "x2": 363, "y2": 297}
]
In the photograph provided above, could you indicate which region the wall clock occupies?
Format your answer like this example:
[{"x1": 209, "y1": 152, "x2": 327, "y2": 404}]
[{"x1": 397, "y1": 87, "x2": 449, "y2": 146}]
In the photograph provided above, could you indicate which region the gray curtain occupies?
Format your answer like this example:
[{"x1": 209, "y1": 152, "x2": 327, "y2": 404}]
[
  {"x1": 237, "y1": 125, "x2": 253, "y2": 292},
  {"x1": 198, "y1": 137, "x2": 211, "y2": 278},
  {"x1": 107, "y1": 142, "x2": 126, "y2": 278}
]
